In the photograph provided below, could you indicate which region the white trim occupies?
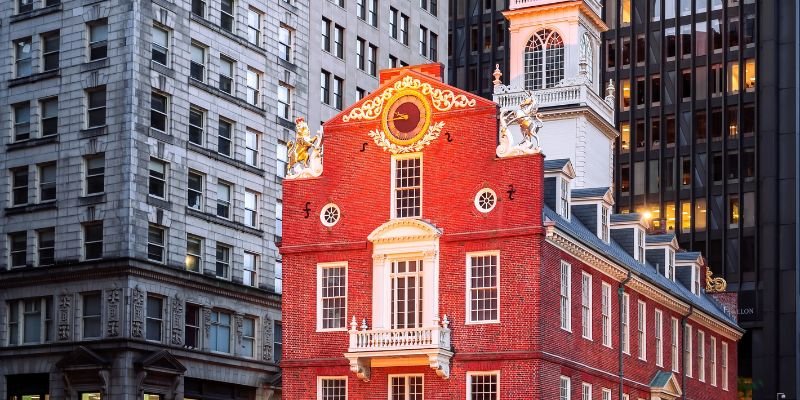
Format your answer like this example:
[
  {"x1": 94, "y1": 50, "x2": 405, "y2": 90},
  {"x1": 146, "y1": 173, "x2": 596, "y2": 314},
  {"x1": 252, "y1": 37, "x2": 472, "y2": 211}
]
[
  {"x1": 559, "y1": 375, "x2": 571, "y2": 400},
  {"x1": 637, "y1": 300, "x2": 646, "y2": 361},
  {"x1": 581, "y1": 382, "x2": 592, "y2": 400},
  {"x1": 320, "y1": 203, "x2": 341, "y2": 227},
  {"x1": 654, "y1": 308, "x2": 664, "y2": 367},
  {"x1": 685, "y1": 324, "x2": 693, "y2": 378},
  {"x1": 317, "y1": 376, "x2": 348, "y2": 400},
  {"x1": 710, "y1": 336, "x2": 718, "y2": 387},
  {"x1": 387, "y1": 374, "x2": 424, "y2": 400},
  {"x1": 622, "y1": 293, "x2": 630, "y2": 354},
  {"x1": 466, "y1": 370, "x2": 500, "y2": 400},
  {"x1": 671, "y1": 317, "x2": 680, "y2": 373},
  {"x1": 390, "y1": 152, "x2": 423, "y2": 219},
  {"x1": 465, "y1": 250, "x2": 501, "y2": 325},
  {"x1": 316, "y1": 262, "x2": 348, "y2": 332},
  {"x1": 581, "y1": 272, "x2": 593, "y2": 340},
  {"x1": 560, "y1": 260, "x2": 572, "y2": 332},
  {"x1": 602, "y1": 388, "x2": 612, "y2": 400},
  {"x1": 697, "y1": 329, "x2": 706, "y2": 382},
  {"x1": 601, "y1": 282, "x2": 612, "y2": 348},
  {"x1": 721, "y1": 341, "x2": 729, "y2": 391},
  {"x1": 474, "y1": 188, "x2": 498, "y2": 213}
]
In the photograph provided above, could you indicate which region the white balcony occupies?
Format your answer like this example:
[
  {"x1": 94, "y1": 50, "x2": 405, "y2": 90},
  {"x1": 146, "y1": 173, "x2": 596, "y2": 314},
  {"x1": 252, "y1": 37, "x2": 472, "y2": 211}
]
[
  {"x1": 344, "y1": 316, "x2": 453, "y2": 381},
  {"x1": 494, "y1": 80, "x2": 615, "y2": 125},
  {"x1": 508, "y1": 0, "x2": 602, "y2": 16}
]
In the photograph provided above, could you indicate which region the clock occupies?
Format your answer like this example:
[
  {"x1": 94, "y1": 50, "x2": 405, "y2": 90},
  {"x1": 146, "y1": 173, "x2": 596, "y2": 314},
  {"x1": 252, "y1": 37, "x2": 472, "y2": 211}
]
[{"x1": 382, "y1": 90, "x2": 431, "y2": 146}]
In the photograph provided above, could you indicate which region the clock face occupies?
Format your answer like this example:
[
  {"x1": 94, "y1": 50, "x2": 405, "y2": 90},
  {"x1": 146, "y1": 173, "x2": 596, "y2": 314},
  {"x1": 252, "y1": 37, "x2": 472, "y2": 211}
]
[{"x1": 383, "y1": 92, "x2": 431, "y2": 146}]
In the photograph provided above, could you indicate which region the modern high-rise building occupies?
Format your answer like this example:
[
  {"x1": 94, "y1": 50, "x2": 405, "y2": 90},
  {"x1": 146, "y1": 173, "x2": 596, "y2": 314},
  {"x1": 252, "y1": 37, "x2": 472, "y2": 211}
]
[
  {"x1": 600, "y1": 1, "x2": 796, "y2": 399},
  {"x1": 307, "y1": 0, "x2": 448, "y2": 130},
  {"x1": 0, "y1": 0, "x2": 306, "y2": 397}
]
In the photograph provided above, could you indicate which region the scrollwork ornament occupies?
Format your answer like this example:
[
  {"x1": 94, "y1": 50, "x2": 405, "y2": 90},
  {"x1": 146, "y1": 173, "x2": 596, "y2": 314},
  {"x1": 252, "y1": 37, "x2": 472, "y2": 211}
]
[
  {"x1": 262, "y1": 315, "x2": 274, "y2": 362},
  {"x1": 106, "y1": 288, "x2": 121, "y2": 337},
  {"x1": 368, "y1": 121, "x2": 445, "y2": 154},
  {"x1": 57, "y1": 294, "x2": 72, "y2": 341},
  {"x1": 706, "y1": 269, "x2": 728, "y2": 293},
  {"x1": 171, "y1": 295, "x2": 184, "y2": 345},
  {"x1": 203, "y1": 308, "x2": 212, "y2": 337},
  {"x1": 131, "y1": 287, "x2": 145, "y2": 338}
]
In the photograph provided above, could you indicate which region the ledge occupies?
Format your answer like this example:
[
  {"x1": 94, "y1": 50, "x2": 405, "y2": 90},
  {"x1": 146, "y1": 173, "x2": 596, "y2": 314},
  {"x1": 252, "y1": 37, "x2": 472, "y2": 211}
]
[
  {"x1": 4, "y1": 201, "x2": 58, "y2": 216},
  {"x1": 81, "y1": 58, "x2": 109, "y2": 72},
  {"x1": 185, "y1": 207, "x2": 264, "y2": 237},
  {"x1": 78, "y1": 194, "x2": 106, "y2": 206},
  {"x1": 81, "y1": 126, "x2": 107, "y2": 137},
  {"x1": 277, "y1": 117, "x2": 294, "y2": 129},
  {"x1": 187, "y1": 78, "x2": 265, "y2": 115},
  {"x1": 6, "y1": 135, "x2": 59, "y2": 151},
  {"x1": 150, "y1": 62, "x2": 176, "y2": 78},
  {"x1": 189, "y1": 13, "x2": 268, "y2": 56},
  {"x1": 8, "y1": 70, "x2": 60, "y2": 87},
  {"x1": 146, "y1": 196, "x2": 172, "y2": 209},
  {"x1": 10, "y1": 3, "x2": 62, "y2": 23},
  {"x1": 147, "y1": 127, "x2": 175, "y2": 144},
  {"x1": 186, "y1": 142, "x2": 266, "y2": 176}
]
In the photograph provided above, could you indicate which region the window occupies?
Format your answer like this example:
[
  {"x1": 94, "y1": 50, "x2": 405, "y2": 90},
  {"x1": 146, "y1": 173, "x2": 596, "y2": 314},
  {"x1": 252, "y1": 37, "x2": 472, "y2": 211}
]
[
  {"x1": 745, "y1": 58, "x2": 756, "y2": 91},
  {"x1": 622, "y1": 293, "x2": 630, "y2": 354},
  {"x1": 246, "y1": 68, "x2": 261, "y2": 106},
  {"x1": 188, "y1": 107, "x2": 204, "y2": 145},
  {"x1": 390, "y1": 8, "x2": 398, "y2": 39},
  {"x1": 215, "y1": 243, "x2": 231, "y2": 279},
  {"x1": 559, "y1": 178, "x2": 570, "y2": 219},
  {"x1": 430, "y1": 32, "x2": 438, "y2": 61},
  {"x1": 333, "y1": 76, "x2": 344, "y2": 110},
  {"x1": 601, "y1": 206, "x2": 609, "y2": 242},
  {"x1": 147, "y1": 225, "x2": 166, "y2": 263},
  {"x1": 728, "y1": 61, "x2": 740, "y2": 93},
  {"x1": 185, "y1": 303, "x2": 200, "y2": 348},
  {"x1": 419, "y1": 26, "x2": 428, "y2": 57},
  {"x1": 559, "y1": 376, "x2": 570, "y2": 400},
  {"x1": 654, "y1": 309, "x2": 664, "y2": 366},
  {"x1": 601, "y1": 282, "x2": 612, "y2": 347},
  {"x1": 321, "y1": 70, "x2": 331, "y2": 104},
  {"x1": 393, "y1": 156, "x2": 422, "y2": 218},
  {"x1": 86, "y1": 86, "x2": 107, "y2": 127},
  {"x1": 210, "y1": 310, "x2": 231, "y2": 353},
  {"x1": 710, "y1": 336, "x2": 718, "y2": 386},
  {"x1": 82, "y1": 292, "x2": 102, "y2": 338},
  {"x1": 367, "y1": 0, "x2": 377, "y2": 27},
  {"x1": 468, "y1": 372, "x2": 498, "y2": 400},
  {"x1": 217, "y1": 181, "x2": 231, "y2": 219},
  {"x1": 243, "y1": 129, "x2": 260, "y2": 167},
  {"x1": 85, "y1": 155, "x2": 105, "y2": 195},
  {"x1": 10, "y1": 166, "x2": 28, "y2": 207},
  {"x1": 83, "y1": 222, "x2": 103, "y2": 260},
  {"x1": 148, "y1": 158, "x2": 167, "y2": 198},
  {"x1": 40, "y1": 98, "x2": 58, "y2": 137},
  {"x1": 7, "y1": 297, "x2": 53, "y2": 345},
  {"x1": 243, "y1": 252, "x2": 258, "y2": 287},
  {"x1": 721, "y1": 342, "x2": 729, "y2": 390},
  {"x1": 333, "y1": 24, "x2": 344, "y2": 58},
  {"x1": 620, "y1": 79, "x2": 631, "y2": 109},
  {"x1": 244, "y1": 190, "x2": 258, "y2": 227},
  {"x1": 277, "y1": 141, "x2": 288, "y2": 176},
  {"x1": 88, "y1": 20, "x2": 108, "y2": 61},
  {"x1": 12, "y1": 103, "x2": 30, "y2": 142},
  {"x1": 192, "y1": 0, "x2": 205, "y2": 17},
  {"x1": 17, "y1": 0, "x2": 33, "y2": 13},
  {"x1": 150, "y1": 92, "x2": 168, "y2": 132},
  {"x1": 468, "y1": 253, "x2": 499, "y2": 323},
  {"x1": 560, "y1": 261, "x2": 571, "y2": 331},
  {"x1": 356, "y1": 0, "x2": 366, "y2": 19},
  {"x1": 729, "y1": 195, "x2": 740, "y2": 228},
  {"x1": 523, "y1": 29, "x2": 565, "y2": 89},
  {"x1": 390, "y1": 375, "x2": 423, "y2": 400},
  {"x1": 400, "y1": 14, "x2": 409, "y2": 45},
  {"x1": 319, "y1": 377, "x2": 347, "y2": 400},
  {"x1": 357, "y1": 37, "x2": 366, "y2": 70},
  {"x1": 186, "y1": 235, "x2": 202, "y2": 272},
  {"x1": 151, "y1": 25, "x2": 169, "y2": 65},
  {"x1": 356, "y1": 87, "x2": 366, "y2": 100},
  {"x1": 273, "y1": 321, "x2": 282, "y2": 361},
  {"x1": 581, "y1": 273, "x2": 592, "y2": 339},
  {"x1": 187, "y1": 171, "x2": 204, "y2": 210},
  {"x1": 698, "y1": 330, "x2": 705, "y2": 381},
  {"x1": 322, "y1": 18, "x2": 331, "y2": 52},
  {"x1": 621, "y1": 0, "x2": 631, "y2": 25},
  {"x1": 218, "y1": 119, "x2": 232, "y2": 156},
  {"x1": 602, "y1": 388, "x2": 612, "y2": 400},
  {"x1": 275, "y1": 200, "x2": 283, "y2": 237},
  {"x1": 9, "y1": 231, "x2": 27, "y2": 268},
  {"x1": 278, "y1": 83, "x2": 292, "y2": 120},
  {"x1": 37, "y1": 228, "x2": 55, "y2": 266},
  {"x1": 15, "y1": 37, "x2": 32, "y2": 77},
  {"x1": 367, "y1": 44, "x2": 377, "y2": 76},
  {"x1": 220, "y1": 0, "x2": 234, "y2": 32},
  {"x1": 242, "y1": 317, "x2": 256, "y2": 357},
  {"x1": 621, "y1": 37, "x2": 631, "y2": 67},
  {"x1": 247, "y1": 8, "x2": 262, "y2": 46},
  {"x1": 581, "y1": 383, "x2": 592, "y2": 400},
  {"x1": 684, "y1": 324, "x2": 693, "y2": 377},
  {"x1": 42, "y1": 31, "x2": 60, "y2": 71},
  {"x1": 637, "y1": 301, "x2": 646, "y2": 360},
  {"x1": 636, "y1": 229, "x2": 645, "y2": 263},
  {"x1": 279, "y1": 25, "x2": 293, "y2": 62},
  {"x1": 275, "y1": 259, "x2": 283, "y2": 294},
  {"x1": 390, "y1": 260, "x2": 424, "y2": 329},
  {"x1": 190, "y1": 43, "x2": 206, "y2": 81},
  {"x1": 219, "y1": 56, "x2": 234, "y2": 94}
]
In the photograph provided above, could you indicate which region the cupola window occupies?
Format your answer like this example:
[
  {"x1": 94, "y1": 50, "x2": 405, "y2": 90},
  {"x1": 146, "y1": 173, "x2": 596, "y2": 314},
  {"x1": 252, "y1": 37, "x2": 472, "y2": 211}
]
[{"x1": 524, "y1": 29, "x2": 564, "y2": 90}]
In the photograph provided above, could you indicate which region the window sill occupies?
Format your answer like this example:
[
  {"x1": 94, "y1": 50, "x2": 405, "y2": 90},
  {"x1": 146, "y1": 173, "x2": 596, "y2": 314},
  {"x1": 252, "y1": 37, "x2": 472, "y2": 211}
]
[
  {"x1": 276, "y1": 117, "x2": 294, "y2": 129},
  {"x1": 150, "y1": 61, "x2": 176, "y2": 78},
  {"x1": 10, "y1": 3, "x2": 62, "y2": 23},
  {"x1": 185, "y1": 206, "x2": 264, "y2": 237},
  {"x1": 148, "y1": 127, "x2": 175, "y2": 144},
  {"x1": 81, "y1": 126, "x2": 107, "y2": 137},
  {"x1": 8, "y1": 69, "x2": 60, "y2": 87},
  {"x1": 146, "y1": 196, "x2": 172, "y2": 210},
  {"x1": 6, "y1": 135, "x2": 59, "y2": 151},
  {"x1": 186, "y1": 142, "x2": 266, "y2": 176},
  {"x1": 189, "y1": 13, "x2": 267, "y2": 56},
  {"x1": 187, "y1": 78, "x2": 265, "y2": 114},
  {"x1": 78, "y1": 193, "x2": 106, "y2": 206},
  {"x1": 5, "y1": 201, "x2": 58, "y2": 216},
  {"x1": 82, "y1": 58, "x2": 109, "y2": 72}
]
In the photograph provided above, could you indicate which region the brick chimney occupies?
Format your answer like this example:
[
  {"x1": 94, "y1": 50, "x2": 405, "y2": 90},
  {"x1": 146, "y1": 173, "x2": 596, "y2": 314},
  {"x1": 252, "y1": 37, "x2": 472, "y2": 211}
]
[{"x1": 379, "y1": 63, "x2": 444, "y2": 84}]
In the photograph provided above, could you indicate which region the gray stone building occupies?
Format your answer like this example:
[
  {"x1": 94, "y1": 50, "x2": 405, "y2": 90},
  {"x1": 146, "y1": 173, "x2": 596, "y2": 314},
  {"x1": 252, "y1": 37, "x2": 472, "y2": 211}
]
[
  {"x1": 307, "y1": 0, "x2": 448, "y2": 129},
  {"x1": 0, "y1": 0, "x2": 308, "y2": 397}
]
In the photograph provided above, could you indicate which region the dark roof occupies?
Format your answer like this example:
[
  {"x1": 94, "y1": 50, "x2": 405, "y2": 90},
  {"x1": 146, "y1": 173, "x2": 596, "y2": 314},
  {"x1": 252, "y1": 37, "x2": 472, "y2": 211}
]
[
  {"x1": 543, "y1": 206, "x2": 740, "y2": 330},
  {"x1": 675, "y1": 252, "x2": 704, "y2": 262},
  {"x1": 610, "y1": 213, "x2": 644, "y2": 224},
  {"x1": 543, "y1": 158, "x2": 570, "y2": 172},
  {"x1": 645, "y1": 234, "x2": 676, "y2": 244},
  {"x1": 572, "y1": 187, "x2": 610, "y2": 199}
]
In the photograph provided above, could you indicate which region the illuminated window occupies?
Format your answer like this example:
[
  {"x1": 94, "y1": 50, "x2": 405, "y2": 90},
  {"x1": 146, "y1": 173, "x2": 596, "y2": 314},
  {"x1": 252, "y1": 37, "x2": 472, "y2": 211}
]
[
  {"x1": 680, "y1": 202, "x2": 692, "y2": 234},
  {"x1": 621, "y1": 0, "x2": 631, "y2": 25},
  {"x1": 728, "y1": 61, "x2": 740, "y2": 93},
  {"x1": 665, "y1": 202, "x2": 676, "y2": 232},
  {"x1": 744, "y1": 59, "x2": 756, "y2": 91},
  {"x1": 695, "y1": 198, "x2": 707, "y2": 231},
  {"x1": 620, "y1": 80, "x2": 631, "y2": 109},
  {"x1": 620, "y1": 122, "x2": 630, "y2": 152},
  {"x1": 728, "y1": 195, "x2": 740, "y2": 228}
]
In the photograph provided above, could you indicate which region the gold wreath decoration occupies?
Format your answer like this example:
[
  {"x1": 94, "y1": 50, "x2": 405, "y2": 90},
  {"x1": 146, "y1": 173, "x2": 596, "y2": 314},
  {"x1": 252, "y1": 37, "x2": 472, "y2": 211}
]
[{"x1": 368, "y1": 121, "x2": 445, "y2": 154}]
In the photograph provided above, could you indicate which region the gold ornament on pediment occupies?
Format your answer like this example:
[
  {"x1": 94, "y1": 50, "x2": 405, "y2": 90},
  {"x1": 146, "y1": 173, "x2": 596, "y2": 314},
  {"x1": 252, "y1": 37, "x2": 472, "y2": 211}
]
[{"x1": 705, "y1": 269, "x2": 727, "y2": 293}]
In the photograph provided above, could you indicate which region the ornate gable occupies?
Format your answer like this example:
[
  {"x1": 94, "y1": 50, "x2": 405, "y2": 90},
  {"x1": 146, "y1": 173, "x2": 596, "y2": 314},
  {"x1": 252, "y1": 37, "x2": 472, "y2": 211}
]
[
  {"x1": 368, "y1": 219, "x2": 442, "y2": 244},
  {"x1": 649, "y1": 371, "x2": 683, "y2": 399}
]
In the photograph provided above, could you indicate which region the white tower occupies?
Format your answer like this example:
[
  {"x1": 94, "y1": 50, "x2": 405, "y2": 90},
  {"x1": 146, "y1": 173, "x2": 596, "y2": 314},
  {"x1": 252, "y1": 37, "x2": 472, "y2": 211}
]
[{"x1": 494, "y1": 0, "x2": 618, "y2": 189}]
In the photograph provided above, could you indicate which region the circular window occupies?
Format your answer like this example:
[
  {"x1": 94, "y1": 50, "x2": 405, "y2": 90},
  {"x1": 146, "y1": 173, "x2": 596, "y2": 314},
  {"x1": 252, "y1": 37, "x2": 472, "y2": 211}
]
[
  {"x1": 474, "y1": 188, "x2": 497, "y2": 213},
  {"x1": 320, "y1": 203, "x2": 341, "y2": 227}
]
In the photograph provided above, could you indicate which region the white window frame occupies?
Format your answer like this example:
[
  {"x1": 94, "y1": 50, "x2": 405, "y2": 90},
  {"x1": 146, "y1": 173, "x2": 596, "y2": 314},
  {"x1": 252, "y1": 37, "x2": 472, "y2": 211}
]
[
  {"x1": 387, "y1": 374, "x2": 424, "y2": 400},
  {"x1": 187, "y1": 171, "x2": 204, "y2": 211},
  {"x1": 190, "y1": 42, "x2": 206, "y2": 82},
  {"x1": 81, "y1": 291, "x2": 102, "y2": 339},
  {"x1": 710, "y1": 336, "x2": 717, "y2": 386},
  {"x1": 602, "y1": 388, "x2": 612, "y2": 400},
  {"x1": 601, "y1": 282, "x2": 612, "y2": 347},
  {"x1": 147, "y1": 224, "x2": 166, "y2": 263},
  {"x1": 151, "y1": 24, "x2": 169, "y2": 66},
  {"x1": 11, "y1": 166, "x2": 29, "y2": 206},
  {"x1": 246, "y1": 67, "x2": 261, "y2": 106},
  {"x1": 559, "y1": 376, "x2": 571, "y2": 400},
  {"x1": 581, "y1": 382, "x2": 592, "y2": 400},
  {"x1": 148, "y1": 158, "x2": 168, "y2": 199},
  {"x1": 88, "y1": 20, "x2": 108, "y2": 61},
  {"x1": 721, "y1": 342, "x2": 729, "y2": 390},
  {"x1": 391, "y1": 153, "x2": 423, "y2": 219},
  {"x1": 244, "y1": 189, "x2": 258, "y2": 227},
  {"x1": 622, "y1": 293, "x2": 630, "y2": 354},
  {"x1": 637, "y1": 300, "x2": 646, "y2": 360},
  {"x1": 209, "y1": 309, "x2": 232, "y2": 353},
  {"x1": 697, "y1": 329, "x2": 705, "y2": 382},
  {"x1": 241, "y1": 316, "x2": 256, "y2": 357},
  {"x1": 243, "y1": 251, "x2": 258, "y2": 287},
  {"x1": 317, "y1": 262, "x2": 348, "y2": 332},
  {"x1": 581, "y1": 272, "x2": 592, "y2": 340},
  {"x1": 691, "y1": 264, "x2": 702, "y2": 296},
  {"x1": 38, "y1": 163, "x2": 57, "y2": 202},
  {"x1": 636, "y1": 228, "x2": 645, "y2": 263},
  {"x1": 466, "y1": 251, "x2": 500, "y2": 324},
  {"x1": 600, "y1": 205, "x2": 609, "y2": 242},
  {"x1": 560, "y1": 260, "x2": 572, "y2": 332},
  {"x1": 145, "y1": 295, "x2": 163, "y2": 342},
  {"x1": 654, "y1": 309, "x2": 664, "y2": 367},
  {"x1": 215, "y1": 243, "x2": 231, "y2": 279},
  {"x1": 246, "y1": 8, "x2": 262, "y2": 46},
  {"x1": 559, "y1": 177, "x2": 570, "y2": 219},
  {"x1": 278, "y1": 83, "x2": 292, "y2": 120},
  {"x1": 7, "y1": 297, "x2": 52, "y2": 345},
  {"x1": 186, "y1": 234, "x2": 203, "y2": 273},
  {"x1": 318, "y1": 376, "x2": 348, "y2": 400},
  {"x1": 684, "y1": 324, "x2": 693, "y2": 377},
  {"x1": 279, "y1": 25, "x2": 293, "y2": 62},
  {"x1": 466, "y1": 371, "x2": 499, "y2": 400},
  {"x1": 9, "y1": 231, "x2": 27, "y2": 268},
  {"x1": 218, "y1": 55, "x2": 235, "y2": 94},
  {"x1": 672, "y1": 317, "x2": 680, "y2": 373},
  {"x1": 216, "y1": 181, "x2": 232, "y2": 219}
]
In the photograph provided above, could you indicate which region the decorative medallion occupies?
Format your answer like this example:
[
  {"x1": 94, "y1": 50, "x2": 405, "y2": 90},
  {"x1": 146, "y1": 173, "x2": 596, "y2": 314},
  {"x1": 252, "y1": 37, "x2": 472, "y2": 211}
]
[
  {"x1": 320, "y1": 203, "x2": 341, "y2": 227},
  {"x1": 706, "y1": 269, "x2": 727, "y2": 293},
  {"x1": 381, "y1": 90, "x2": 432, "y2": 146},
  {"x1": 474, "y1": 188, "x2": 498, "y2": 213}
]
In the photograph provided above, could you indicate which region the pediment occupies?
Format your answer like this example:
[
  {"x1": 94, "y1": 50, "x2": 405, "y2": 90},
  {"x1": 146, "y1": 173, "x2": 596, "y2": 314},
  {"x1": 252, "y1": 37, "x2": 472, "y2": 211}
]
[
  {"x1": 649, "y1": 371, "x2": 682, "y2": 398},
  {"x1": 135, "y1": 350, "x2": 186, "y2": 374},
  {"x1": 368, "y1": 219, "x2": 442, "y2": 244},
  {"x1": 56, "y1": 346, "x2": 110, "y2": 369}
]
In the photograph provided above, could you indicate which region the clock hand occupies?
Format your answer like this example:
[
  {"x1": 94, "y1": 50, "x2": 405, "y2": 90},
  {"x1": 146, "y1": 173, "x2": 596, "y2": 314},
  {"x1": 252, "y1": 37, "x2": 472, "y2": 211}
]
[{"x1": 390, "y1": 113, "x2": 409, "y2": 121}]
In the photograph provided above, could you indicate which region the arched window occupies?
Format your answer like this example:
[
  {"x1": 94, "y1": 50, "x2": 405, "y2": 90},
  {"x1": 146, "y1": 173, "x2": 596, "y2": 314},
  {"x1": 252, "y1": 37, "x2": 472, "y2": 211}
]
[
  {"x1": 524, "y1": 29, "x2": 564, "y2": 90},
  {"x1": 581, "y1": 33, "x2": 594, "y2": 83}
]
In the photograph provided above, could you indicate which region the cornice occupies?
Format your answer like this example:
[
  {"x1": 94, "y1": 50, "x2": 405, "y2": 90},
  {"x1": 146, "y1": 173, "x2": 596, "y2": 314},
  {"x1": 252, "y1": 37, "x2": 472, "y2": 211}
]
[{"x1": 540, "y1": 107, "x2": 618, "y2": 140}]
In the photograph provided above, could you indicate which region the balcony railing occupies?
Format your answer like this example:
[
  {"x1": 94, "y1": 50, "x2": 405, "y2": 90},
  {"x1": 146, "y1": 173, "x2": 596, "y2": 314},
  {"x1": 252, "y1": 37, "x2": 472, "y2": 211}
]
[
  {"x1": 508, "y1": 0, "x2": 602, "y2": 16},
  {"x1": 494, "y1": 81, "x2": 615, "y2": 125}
]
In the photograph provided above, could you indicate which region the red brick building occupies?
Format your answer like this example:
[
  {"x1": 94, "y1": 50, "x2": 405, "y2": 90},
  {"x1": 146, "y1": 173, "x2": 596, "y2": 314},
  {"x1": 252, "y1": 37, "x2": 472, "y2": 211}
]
[{"x1": 279, "y1": 60, "x2": 742, "y2": 399}]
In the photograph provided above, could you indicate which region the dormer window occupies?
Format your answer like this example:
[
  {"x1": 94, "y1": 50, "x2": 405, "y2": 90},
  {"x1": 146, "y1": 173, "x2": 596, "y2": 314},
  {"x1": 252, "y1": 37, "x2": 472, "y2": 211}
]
[
  {"x1": 600, "y1": 206, "x2": 609, "y2": 242},
  {"x1": 667, "y1": 250, "x2": 675, "y2": 281},
  {"x1": 559, "y1": 178, "x2": 570, "y2": 219},
  {"x1": 692, "y1": 264, "x2": 702, "y2": 296},
  {"x1": 392, "y1": 155, "x2": 422, "y2": 218},
  {"x1": 636, "y1": 229, "x2": 645, "y2": 264}
]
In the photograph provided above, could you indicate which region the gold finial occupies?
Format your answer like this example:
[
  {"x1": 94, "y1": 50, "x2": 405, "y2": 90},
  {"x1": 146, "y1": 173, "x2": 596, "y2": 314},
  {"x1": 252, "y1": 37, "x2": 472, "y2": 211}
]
[
  {"x1": 492, "y1": 64, "x2": 503, "y2": 86},
  {"x1": 705, "y1": 269, "x2": 727, "y2": 293}
]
